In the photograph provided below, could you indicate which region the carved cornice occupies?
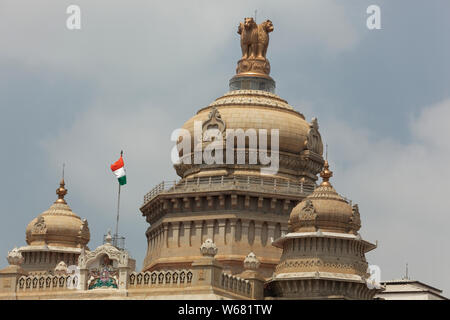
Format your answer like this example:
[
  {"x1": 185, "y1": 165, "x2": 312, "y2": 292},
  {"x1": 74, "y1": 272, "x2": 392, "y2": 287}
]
[{"x1": 141, "y1": 191, "x2": 305, "y2": 225}]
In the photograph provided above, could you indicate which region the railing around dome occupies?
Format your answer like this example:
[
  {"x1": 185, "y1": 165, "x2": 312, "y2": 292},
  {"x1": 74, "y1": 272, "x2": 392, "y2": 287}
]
[{"x1": 143, "y1": 176, "x2": 316, "y2": 206}]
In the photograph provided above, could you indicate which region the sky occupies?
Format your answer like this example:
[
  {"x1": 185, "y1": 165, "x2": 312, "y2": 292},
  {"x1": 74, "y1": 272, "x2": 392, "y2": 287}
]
[{"x1": 0, "y1": 0, "x2": 449, "y2": 294}]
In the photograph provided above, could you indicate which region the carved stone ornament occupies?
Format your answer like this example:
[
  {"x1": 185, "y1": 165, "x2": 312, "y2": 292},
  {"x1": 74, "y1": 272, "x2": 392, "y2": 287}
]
[
  {"x1": 199, "y1": 107, "x2": 227, "y2": 151},
  {"x1": 32, "y1": 216, "x2": 47, "y2": 234},
  {"x1": 243, "y1": 252, "x2": 260, "y2": 270},
  {"x1": 78, "y1": 219, "x2": 90, "y2": 238},
  {"x1": 305, "y1": 118, "x2": 323, "y2": 156},
  {"x1": 54, "y1": 261, "x2": 68, "y2": 275},
  {"x1": 300, "y1": 200, "x2": 317, "y2": 221},
  {"x1": 202, "y1": 107, "x2": 226, "y2": 136},
  {"x1": 7, "y1": 247, "x2": 24, "y2": 266},
  {"x1": 200, "y1": 239, "x2": 218, "y2": 257},
  {"x1": 350, "y1": 204, "x2": 362, "y2": 231},
  {"x1": 78, "y1": 238, "x2": 129, "y2": 270}
]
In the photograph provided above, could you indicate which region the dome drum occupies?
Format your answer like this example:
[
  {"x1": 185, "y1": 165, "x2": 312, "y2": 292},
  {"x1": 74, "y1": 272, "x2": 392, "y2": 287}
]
[{"x1": 229, "y1": 75, "x2": 275, "y2": 93}]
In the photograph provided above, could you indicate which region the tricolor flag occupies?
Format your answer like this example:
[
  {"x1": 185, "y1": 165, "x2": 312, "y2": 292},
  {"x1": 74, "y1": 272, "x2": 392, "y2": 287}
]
[{"x1": 111, "y1": 154, "x2": 127, "y2": 186}]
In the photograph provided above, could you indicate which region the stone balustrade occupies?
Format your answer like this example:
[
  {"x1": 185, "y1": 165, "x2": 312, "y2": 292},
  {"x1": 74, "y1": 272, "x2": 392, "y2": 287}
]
[
  {"x1": 17, "y1": 274, "x2": 77, "y2": 292},
  {"x1": 128, "y1": 270, "x2": 193, "y2": 287},
  {"x1": 220, "y1": 273, "x2": 252, "y2": 298},
  {"x1": 143, "y1": 176, "x2": 316, "y2": 205}
]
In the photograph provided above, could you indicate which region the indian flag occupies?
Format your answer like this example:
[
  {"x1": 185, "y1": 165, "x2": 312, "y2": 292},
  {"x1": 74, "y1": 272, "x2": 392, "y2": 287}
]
[{"x1": 111, "y1": 155, "x2": 127, "y2": 186}]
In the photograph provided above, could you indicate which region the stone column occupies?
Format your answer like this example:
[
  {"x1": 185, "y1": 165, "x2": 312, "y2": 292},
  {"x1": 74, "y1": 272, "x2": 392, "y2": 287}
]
[
  {"x1": 241, "y1": 220, "x2": 250, "y2": 245},
  {"x1": 238, "y1": 252, "x2": 265, "y2": 299},
  {"x1": 191, "y1": 239, "x2": 223, "y2": 288},
  {"x1": 206, "y1": 220, "x2": 215, "y2": 241},
  {"x1": 0, "y1": 248, "x2": 28, "y2": 299},
  {"x1": 78, "y1": 268, "x2": 89, "y2": 290},
  {"x1": 118, "y1": 266, "x2": 130, "y2": 290},
  {"x1": 216, "y1": 219, "x2": 227, "y2": 246}
]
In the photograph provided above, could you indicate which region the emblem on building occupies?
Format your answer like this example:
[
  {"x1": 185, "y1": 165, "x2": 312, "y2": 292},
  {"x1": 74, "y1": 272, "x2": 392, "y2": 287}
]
[
  {"x1": 32, "y1": 216, "x2": 47, "y2": 234},
  {"x1": 300, "y1": 200, "x2": 317, "y2": 221}
]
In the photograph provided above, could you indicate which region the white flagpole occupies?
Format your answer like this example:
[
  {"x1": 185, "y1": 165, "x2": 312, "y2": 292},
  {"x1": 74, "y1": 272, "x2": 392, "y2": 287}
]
[
  {"x1": 115, "y1": 184, "x2": 121, "y2": 240},
  {"x1": 114, "y1": 150, "x2": 123, "y2": 245}
]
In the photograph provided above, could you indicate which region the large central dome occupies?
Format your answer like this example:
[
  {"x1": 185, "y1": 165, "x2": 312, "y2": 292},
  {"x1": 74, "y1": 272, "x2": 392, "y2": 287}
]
[
  {"x1": 174, "y1": 18, "x2": 324, "y2": 183},
  {"x1": 175, "y1": 89, "x2": 323, "y2": 183},
  {"x1": 141, "y1": 18, "x2": 326, "y2": 277}
]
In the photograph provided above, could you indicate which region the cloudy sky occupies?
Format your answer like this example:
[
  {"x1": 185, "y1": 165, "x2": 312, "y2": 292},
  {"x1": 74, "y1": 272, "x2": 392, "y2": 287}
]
[{"x1": 1, "y1": 0, "x2": 449, "y2": 294}]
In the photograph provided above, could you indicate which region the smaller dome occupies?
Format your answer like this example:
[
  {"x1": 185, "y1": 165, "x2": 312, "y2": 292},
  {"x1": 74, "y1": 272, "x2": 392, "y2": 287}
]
[
  {"x1": 289, "y1": 161, "x2": 361, "y2": 234},
  {"x1": 25, "y1": 179, "x2": 90, "y2": 248}
]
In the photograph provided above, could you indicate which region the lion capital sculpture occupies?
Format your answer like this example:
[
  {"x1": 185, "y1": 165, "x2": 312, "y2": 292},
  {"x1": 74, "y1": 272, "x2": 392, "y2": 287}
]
[{"x1": 237, "y1": 18, "x2": 274, "y2": 60}]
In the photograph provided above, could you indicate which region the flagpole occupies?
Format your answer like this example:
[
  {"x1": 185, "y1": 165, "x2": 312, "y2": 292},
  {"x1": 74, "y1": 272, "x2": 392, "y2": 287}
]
[
  {"x1": 115, "y1": 183, "x2": 121, "y2": 240},
  {"x1": 114, "y1": 150, "x2": 123, "y2": 244}
]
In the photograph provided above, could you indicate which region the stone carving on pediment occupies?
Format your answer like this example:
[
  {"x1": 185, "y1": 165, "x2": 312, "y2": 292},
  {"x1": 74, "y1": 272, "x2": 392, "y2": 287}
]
[{"x1": 78, "y1": 243, "x2": 129, "y2": 269}]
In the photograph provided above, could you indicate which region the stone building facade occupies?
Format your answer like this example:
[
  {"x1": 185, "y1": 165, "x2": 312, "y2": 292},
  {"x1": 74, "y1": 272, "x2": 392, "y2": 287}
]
[
  {"x1": 17, "y1": 179, "x2": 90, "y2": 275},
  {"x1": 2, "y1": 17, "x2": 442, "y2": 300}
]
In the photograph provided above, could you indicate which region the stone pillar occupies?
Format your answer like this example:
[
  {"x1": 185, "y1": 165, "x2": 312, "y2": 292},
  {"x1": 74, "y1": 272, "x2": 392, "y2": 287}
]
[
  {"x1": 191, "y1": 239, "x2": 223, "y2": 288},
  {"x1": 195, "y1": 220, "x2": 204, "y2": 245},
  {"x1": 0, "y1": 248, "x2": 28, "y2": 299},
  {"x1": 267, "y1": 223, "x2": 276, "y2": 244},
  {"x1": 118, "y1": 266, "x2": 130, "y2": 290},
  {"x1": 78, "y1": 268, "x2": 89, "y2": 290},
  {"x1": 254, "y1": 220, "x2": 262, "y2": 247},
  {"x1": 171, "y1": 223, "x2": 180, "y2": 249},
  {"x1": 216, "y1": 219, "x2": 226, "y2": 246},
  {"x1": 0, "y1": 266, "x2": 27, "y2": 299},
  {"x1": 237, "y1": 252, "x2": 265, "y2": 300},
  {"x1": 241, "y1": 220, "x2": 250, "y2": 245},
  {"x1": 206, "y1": 220, "x2": 215, "y2": 241}
]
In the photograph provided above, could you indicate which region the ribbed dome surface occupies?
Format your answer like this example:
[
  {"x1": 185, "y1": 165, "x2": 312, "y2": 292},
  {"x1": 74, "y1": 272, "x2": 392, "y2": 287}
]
[
  {"x1": 176, "y1": 90, "x2": 324, "y2": 181},
  {"x1": 288, "y1": 161, "x2": 361, "y2": 234},
  {"x1": 25, "y1": 180, "x2": 90, "y2": 248}
]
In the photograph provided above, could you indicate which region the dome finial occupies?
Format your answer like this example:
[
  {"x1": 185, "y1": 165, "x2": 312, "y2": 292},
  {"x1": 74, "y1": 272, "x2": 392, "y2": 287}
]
[
  {"x1": 55, "y1": 169, "x2": 67, "y2": 204},
  {"x1": 320, "y1": 160, "x2": 333, "y2": 187},
  {"x1": 230, "y1": 17, "x2": 276, "y2": 92}
]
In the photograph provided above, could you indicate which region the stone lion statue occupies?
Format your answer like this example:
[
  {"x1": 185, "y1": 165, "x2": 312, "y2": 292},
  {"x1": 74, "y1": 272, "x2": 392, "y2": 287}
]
[
  {"x1": 238, "y1": 17, "x2": 258, "y2": 60},
  {"x1": 237, "y1": 18, "x2": 274, "y2": 60},
  {"x1": 256, "y1": 20, "x2": 274, "y2": 59}
]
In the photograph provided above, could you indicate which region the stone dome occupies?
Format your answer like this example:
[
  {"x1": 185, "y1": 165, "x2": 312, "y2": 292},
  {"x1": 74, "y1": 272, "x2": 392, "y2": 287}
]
[
  {"x1": 25, "y1": 179, "x2": 90, "y2": 249},
  {"x1": 175, "y1": 90, "x2": 324, "y2": 182},
  {"x1": 288, "y1": 161, "x2": 361, "y2": 234}
]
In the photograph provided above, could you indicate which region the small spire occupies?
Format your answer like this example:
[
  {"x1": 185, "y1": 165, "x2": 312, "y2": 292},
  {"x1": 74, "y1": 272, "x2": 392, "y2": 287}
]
[
  {"x1": 55, "y1": 177, "x2": 67, "y2": 204},
  {"x1": 105, "y1": 229, "x2": 112, "y2": 245},
  {"x1": 403, "y1": 263, "x2": 409, "y2": 280},
  {"x1": 320, "y1": 160, "x2": 333, "y2": 187}
]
